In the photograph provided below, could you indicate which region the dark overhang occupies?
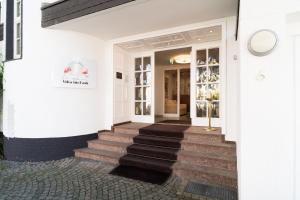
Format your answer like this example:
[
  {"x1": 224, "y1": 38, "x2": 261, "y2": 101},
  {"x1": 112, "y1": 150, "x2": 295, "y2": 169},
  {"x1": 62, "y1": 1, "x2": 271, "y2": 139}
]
[{"x1": 41, "y1": 0, "x2": 135, "y2": 28}]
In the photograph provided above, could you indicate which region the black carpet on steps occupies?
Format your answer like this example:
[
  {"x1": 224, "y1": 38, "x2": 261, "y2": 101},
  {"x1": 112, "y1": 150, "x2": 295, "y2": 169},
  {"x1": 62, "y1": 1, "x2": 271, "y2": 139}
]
[
  {"x1": 110, "y1": 124, "x2": 188, "y2": 185},
  {"x1": 110, "y1": 165, "x2": 171, "y2": 185},
  {"x1": 158, "y1": 119, "x2": 191, "y2": 125}
]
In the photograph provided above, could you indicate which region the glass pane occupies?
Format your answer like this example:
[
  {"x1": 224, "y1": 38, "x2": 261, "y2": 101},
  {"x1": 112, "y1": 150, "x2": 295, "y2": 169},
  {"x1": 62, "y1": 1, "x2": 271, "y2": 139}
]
[
  {"x1": 143, "y1": 57, "x2": 151, "y2": 70},
  {"x1": 17, "y1": 23, "x2": 21, "y2": 38},
  {"x1": 143, "y1": 72, "x2": 151, "y2": 85},
  {"x1": 135, "y1": 102, "x2": 142, "y2": 115},
  {"x1": 135, "y1": 87, "x2": 142, "y2": 100},
  {"x1": 196, "y1": 84, "x2": 207, "y2": 101},
  {"x1": 165, "y1": 70, "x2": 177, "y2": 114},
  {"x1": 17, "y1": 1, "x2": 21, "y2": 17},
  {"x1": 211, "y1": 102, "x2": 220, "y2": 118},
  {"x1": 143, "y1": 102, "x2": 151, "y2": 115},
  {"x1": 196, "y1": 67, "x2": 207, "y2": 83},
  {"x1": 143, "y1": 87, "x2": 151, "y2": 101},
  {"x1": 208, "y1": 84, "x2": 220, "y2": 101},
  {"x1": 208, "y1": 65, "x2": 219, "y2": 82},
  {"x1": 16, "y1": 39, "x2": 21, "y2": 55},
  {"x1": 135, "y1": 58, "x2": 142, "y2": 71},
  {"x1": 196, "y1": 101, "x2": 207, "y2": 117},
  {"x1": 196, "y1": 49, "x2": 207, "y2": 65},
  {"x1": 135, "y1": 72, "x2": 142, "y2": 86},
  {"x1": 208, "y1": 48, "x2": 219, "y2": 65}
]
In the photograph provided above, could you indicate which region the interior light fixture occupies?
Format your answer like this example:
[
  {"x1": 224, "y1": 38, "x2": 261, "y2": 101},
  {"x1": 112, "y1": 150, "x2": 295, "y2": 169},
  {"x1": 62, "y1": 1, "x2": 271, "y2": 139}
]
[
  {"x1": 170, "y1": 54, "x2": 191, "y2": 64},
  {"x1": 209, "y1": 30, "x2": 214, "y2": 33}
]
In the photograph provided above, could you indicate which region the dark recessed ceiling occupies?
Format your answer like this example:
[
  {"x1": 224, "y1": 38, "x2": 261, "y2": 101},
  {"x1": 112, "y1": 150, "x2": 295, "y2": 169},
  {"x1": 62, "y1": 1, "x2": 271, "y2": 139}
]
[{"x1": 155, "y1": 47, "x2": 192, "y2": 66}]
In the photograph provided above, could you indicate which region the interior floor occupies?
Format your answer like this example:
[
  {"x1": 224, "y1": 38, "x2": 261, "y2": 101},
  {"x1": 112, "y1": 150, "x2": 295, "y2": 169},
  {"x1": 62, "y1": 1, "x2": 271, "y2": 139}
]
[{"x1": 155, "y1": 115, "x2": 191, "y2": 125}]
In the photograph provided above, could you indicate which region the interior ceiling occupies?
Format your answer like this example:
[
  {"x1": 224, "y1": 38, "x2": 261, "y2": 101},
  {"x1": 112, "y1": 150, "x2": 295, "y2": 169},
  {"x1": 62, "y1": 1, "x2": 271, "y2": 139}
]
[
  {"x1": 155, "y1": 47, "x2": 192, "y2": 66},
  {"x1": 117, "y1": 25, "x2": 221, "y2": 52},
  {"x1": 53, "y1": 0, "x2": 238, "y2": 40}
]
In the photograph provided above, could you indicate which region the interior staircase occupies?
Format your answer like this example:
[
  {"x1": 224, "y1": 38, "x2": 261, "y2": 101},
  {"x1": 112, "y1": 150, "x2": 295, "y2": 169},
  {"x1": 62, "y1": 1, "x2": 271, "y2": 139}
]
[{"x1": 74, "y1": 123, "x2": 237, "y2": 189}]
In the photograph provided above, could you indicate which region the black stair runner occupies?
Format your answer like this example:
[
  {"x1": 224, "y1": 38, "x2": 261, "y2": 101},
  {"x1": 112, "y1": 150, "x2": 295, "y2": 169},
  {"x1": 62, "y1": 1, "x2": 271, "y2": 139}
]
[{"x1": 110, "y1": 124, "x2": 188, "y2": 184}]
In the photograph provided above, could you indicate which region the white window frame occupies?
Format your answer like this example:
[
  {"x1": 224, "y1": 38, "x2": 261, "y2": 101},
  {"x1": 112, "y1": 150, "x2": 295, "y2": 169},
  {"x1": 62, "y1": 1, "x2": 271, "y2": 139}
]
[{"x1": 13, "y1": 0, "x2": 22, "y2": 59}]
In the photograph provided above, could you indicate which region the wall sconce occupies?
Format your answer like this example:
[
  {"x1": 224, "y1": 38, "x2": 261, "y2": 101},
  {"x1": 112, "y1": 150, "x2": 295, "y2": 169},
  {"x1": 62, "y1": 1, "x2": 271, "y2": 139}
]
[{"x1": 248, "y1": 29, "x2": 278, "y2": 56}]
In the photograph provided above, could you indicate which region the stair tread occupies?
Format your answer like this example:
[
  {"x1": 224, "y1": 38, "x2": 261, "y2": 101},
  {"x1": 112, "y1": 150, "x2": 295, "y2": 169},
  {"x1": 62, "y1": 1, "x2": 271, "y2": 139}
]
[
  {"x1": 175, "y1": 163, "x2": 237, "y2": 179},
  {"x1": 100, "y1": 132, "x2": 136, "y2": 138},
  {"x1": 128, "y1": 143, "x2": 179, "y2": 152},
  {"x1": 75, "y1": 148, "x2": 123, "y2": 158},
  {"x1": 89, "y1": 139, "x2": 130, "y2": 147},
  {"x1": 179, "y1": 150, "x2": 236, "y2": 161}
]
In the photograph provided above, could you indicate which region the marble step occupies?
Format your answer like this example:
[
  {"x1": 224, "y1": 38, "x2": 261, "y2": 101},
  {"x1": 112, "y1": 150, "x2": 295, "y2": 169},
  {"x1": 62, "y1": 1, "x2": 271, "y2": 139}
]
[{"x1": 74, "y1": 148, "x2": 123, "y2": 164}]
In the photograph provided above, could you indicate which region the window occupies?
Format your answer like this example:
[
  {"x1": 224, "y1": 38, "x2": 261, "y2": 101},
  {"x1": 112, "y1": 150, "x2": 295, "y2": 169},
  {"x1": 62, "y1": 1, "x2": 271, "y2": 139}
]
[{"x1": 14, "y1": 0, "x2": 22, "y2": 59}]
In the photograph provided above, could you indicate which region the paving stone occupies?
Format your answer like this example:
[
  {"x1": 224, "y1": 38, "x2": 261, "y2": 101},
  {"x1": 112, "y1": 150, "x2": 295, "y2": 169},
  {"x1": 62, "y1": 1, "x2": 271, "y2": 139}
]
[{"x1": 0, "y1": 157, "x2": 201, "y2": 200}]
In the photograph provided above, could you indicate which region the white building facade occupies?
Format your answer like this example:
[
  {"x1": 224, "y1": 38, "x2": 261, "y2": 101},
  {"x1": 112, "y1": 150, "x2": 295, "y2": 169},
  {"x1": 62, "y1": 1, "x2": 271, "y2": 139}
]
[{"x1": 1, "y1": 0, "x2": 300, "y2": 199}]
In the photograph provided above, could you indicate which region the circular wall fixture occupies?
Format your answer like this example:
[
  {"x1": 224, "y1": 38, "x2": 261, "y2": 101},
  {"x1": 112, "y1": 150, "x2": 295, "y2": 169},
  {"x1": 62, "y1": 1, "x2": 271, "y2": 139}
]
[{"x1": 248, "y1": 29, "x2": 278, "y2": 56}]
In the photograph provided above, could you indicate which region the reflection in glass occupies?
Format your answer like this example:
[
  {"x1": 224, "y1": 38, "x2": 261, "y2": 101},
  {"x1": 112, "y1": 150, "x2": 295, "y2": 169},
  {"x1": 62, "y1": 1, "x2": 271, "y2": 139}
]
[
  {"x1": 196, "y1": 84, "x2": 207, "y2": 100},
  {"x1": 165, "y1": 70, "x2": 178, "y2": 114},
  {"x1": 211, "y1": 102, "x2": 220, "y2": 118},
  {"x1": 208, "y1": 84, "x2": 220, "y2": 101},
  {"x1": 196, "y1": 67, "x2": 207, "y2": 83},
  {"x1": 135, "y1": 58, "x2": 142, "y2": 71},
  {"x1": 197, "y1": 49, "x2": 207, "y2": 65},
  {"x1": 143, "y1": 102, "x2": 151, "y2": 115},
  {"x1": 143, "y1": 57, "x2": 151, "y2": 70},
  {"x1": 135, "y1": 102, "x2": 142, "y2": 115},
  {"x1": 143, "y1": 72, "x2": 151, "y2": 85},
  {"x1": 196, "y1": 101, "x2": 207, "y2": 117},
  {"x1": 135, "y1": 72, "x2": 142, "y2": 85},
  {"x1": 208, "y1": 66, "x2": 219, "y2": 82},
  {"x1": 143, "y1": 87, "x2": 151, "y2": 101},
  {"x1": 135, "y1": 87, "x2": 142, "y2": 100},
  {"x1": 208, "y1": 48, "x2": 219, "y2": 65}
]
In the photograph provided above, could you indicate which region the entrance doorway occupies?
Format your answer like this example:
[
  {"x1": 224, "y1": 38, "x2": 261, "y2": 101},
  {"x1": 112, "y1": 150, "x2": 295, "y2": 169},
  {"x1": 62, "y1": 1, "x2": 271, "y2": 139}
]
[{"x1": 154, "y1": 47, "x2": 192, "y2": 124}]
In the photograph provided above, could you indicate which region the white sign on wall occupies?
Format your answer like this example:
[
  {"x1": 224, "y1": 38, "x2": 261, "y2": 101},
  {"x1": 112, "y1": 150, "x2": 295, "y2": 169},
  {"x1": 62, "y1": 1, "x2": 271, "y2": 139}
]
[{"x1": 53, "y1": 58, "x2": 97, "y2": 89}]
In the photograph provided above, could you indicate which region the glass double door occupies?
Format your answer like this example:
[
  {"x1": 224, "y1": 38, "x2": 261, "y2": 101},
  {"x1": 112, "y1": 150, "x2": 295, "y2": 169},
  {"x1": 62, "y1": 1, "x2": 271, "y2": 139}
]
[{"x1": 164, "y1": 68, "x2": 190, "y2": 117}]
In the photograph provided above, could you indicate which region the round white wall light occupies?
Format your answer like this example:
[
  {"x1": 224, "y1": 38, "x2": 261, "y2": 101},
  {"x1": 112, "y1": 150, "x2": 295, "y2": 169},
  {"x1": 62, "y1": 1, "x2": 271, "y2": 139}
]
[{"x1": 248, "y1": 29, "x2": 278, "y2": 56}]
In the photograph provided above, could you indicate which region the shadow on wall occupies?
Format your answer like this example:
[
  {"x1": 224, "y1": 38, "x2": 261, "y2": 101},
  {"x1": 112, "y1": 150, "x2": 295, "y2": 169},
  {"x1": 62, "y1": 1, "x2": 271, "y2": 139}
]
[
  {"x1": 0, "y1": 132, "x2": 3, "y2": 159},
  {"x1": 110, "y1": 124, "x2": 189, "y2": 185}
]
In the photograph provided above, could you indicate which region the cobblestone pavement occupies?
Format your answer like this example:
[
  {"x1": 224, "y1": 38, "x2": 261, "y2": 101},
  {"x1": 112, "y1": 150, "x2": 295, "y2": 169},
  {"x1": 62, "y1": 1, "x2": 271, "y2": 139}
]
[{"x1": 0, "y1": 158, "x2": 210, "y2": 200}]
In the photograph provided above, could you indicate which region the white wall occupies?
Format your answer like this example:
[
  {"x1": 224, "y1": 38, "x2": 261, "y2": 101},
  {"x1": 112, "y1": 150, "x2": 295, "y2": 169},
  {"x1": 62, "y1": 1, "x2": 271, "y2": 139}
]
[
  {"x1": 238, "y1": 0, "x2": 300, "y2": 199},
  {"x1": 3, "y1": 0, "x2": 107, "y2": 138}
]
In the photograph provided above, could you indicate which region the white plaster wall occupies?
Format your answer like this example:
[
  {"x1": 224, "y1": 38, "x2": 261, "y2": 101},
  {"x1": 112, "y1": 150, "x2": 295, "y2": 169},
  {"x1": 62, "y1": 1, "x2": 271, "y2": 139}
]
[
  {"x1": 238, "y1": 0, "x2": 299, "y2": 199},
  {"x1": 3, "y1": 0, "x2": 107, "y2": 138}
]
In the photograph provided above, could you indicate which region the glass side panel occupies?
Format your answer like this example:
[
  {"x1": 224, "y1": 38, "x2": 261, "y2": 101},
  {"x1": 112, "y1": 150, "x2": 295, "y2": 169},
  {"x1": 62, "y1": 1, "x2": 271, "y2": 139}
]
[
  {"x1": 135, "y1": 87, "x2": 142, "y2": 100},
  {"x1": 135, "y1": 72, "x2": 142, "y2": 86},
  {"x1": 211, "y1": 102, "x2": 220, "y2": 118},
  {"x1": 143, "y1": 72, "x2": 151, "y2": 85},
  {"x1": 196, "y1": 67, "x2": 207, "y2": 83},
  {"x1": 135, "y1": 58, "x2": 142, "y2": 71},
  {"x1": 208, "y1": 48, "x2": 219, "y2": 65},
  {"x1": 208, "y1": 65, "x2": 219, "y2": 82},
  {"x1": 143, "y1": 57, "x2": 151, "y2": 71},
  {"x1": 196, "y1": 49, "x2": 207, "y2": 65},
  {"x1": 165, "y1": 70, "x2": 178, "y2": 114},
  {"x1": 135, "y1": 102, "x2": 142, "y2": 115},
  {"x1": 143, "y1": 102, "x2": 151, "y2": 115},
  {"x1": 196, "y1": 101, "x2": 207, "y2": 117}
]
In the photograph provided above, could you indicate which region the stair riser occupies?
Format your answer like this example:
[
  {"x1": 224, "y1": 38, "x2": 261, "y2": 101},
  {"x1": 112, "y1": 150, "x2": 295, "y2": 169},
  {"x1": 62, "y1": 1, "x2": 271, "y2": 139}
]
[
  {"x1": 133, "y1": 138, "x2": 181, "y2": 148},
  {"x1": 174, "y1": 169, "x2": 237, "y2": 189},
  {"x1": 182, "y1": 144, "x2": 236, "y2": 156},
  {"x1": 114, "y1": 127, "x2": 139, "y2": 135},
  {"x1": 177, "y1": 155, "x2": 237, "y2": 171},
  {"x1": 99, "y1": 134, "x2": 133, "y2": 143},
  {"x1": 88, "y1": 142, "x2": 128, "y2": 153},
  {"x1": 75, "y1": 151, "x2": 120, "y2": 165},
  {"x1": 127, "y1": 148, "x2": 178, "y2": 160},
  {"x1": 184, "y1": 135, "x2": 224, "y2": 143},
  {"x1": 119, "y1": 158, "x2": 173, "y2": 173}
]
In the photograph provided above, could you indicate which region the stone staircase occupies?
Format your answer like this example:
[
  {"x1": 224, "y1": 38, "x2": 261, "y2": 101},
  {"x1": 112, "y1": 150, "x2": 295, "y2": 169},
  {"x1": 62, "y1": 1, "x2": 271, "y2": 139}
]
[{"x1": 74, "y1": 123, "x2": 237, "y2": 189}]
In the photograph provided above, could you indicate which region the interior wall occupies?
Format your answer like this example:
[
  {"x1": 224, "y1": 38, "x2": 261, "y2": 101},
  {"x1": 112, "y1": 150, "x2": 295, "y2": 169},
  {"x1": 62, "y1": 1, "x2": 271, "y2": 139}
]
[
  {"x1": 113, "y1": 46, "x2": 132, "y2": 124},
  {"x1": 3, "y1": 0, "x2": 107, "y2": 138}
]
